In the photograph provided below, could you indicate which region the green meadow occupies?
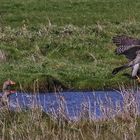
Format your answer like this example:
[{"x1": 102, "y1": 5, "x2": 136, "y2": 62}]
[
  {"x1": 1, "y1": 1, "x2": 140, "y2": 139},
  {"x1": 0, "y1": 0, "x2": 140, "y2": 91}
]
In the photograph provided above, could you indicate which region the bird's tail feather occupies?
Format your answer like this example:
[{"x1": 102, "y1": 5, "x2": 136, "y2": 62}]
[{"x1": 112, "y1": 66, "x2": 126, "y2": 75}]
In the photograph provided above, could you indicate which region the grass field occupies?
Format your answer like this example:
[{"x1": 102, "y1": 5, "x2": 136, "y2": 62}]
[
  {"x1": 1, "y1": 109, "x2": 140, "y2": 140},
  {"x1": 0, "y1": 0, "x2": 140, "y2": 91},
  {"x1": 1, "y1": 1, "x2": 140, "y2": 139}
]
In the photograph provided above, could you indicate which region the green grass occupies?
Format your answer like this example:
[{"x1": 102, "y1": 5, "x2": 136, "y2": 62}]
[
  {"x1": 0, "y1": 0, "x2": 140, "y2": 91},
  {"x1": 1, "y1": 0, "x2": 140, "y2": 27}
]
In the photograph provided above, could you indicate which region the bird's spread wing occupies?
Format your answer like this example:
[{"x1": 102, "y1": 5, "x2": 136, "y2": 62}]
[{"x1": 112, "y1": 35, "x2": 140, "y2": 60}]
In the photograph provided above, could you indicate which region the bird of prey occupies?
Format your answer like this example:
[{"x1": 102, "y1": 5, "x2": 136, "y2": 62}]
[{"x1": 112, "y1": 35, "x2": 140, "y2": 81}]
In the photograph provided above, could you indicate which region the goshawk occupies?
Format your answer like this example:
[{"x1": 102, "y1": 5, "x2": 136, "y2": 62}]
[{"x1": 112, "y1": 35, "x2": 140, "y2": 80}]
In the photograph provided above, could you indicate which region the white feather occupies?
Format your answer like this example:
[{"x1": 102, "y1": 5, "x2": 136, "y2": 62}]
[{"x1": 132, "y1": 64, "x2": 140, "y2": 77}]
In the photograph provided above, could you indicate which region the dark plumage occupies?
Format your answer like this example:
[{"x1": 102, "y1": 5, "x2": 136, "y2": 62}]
[
  {"x1": 113, "y1": 35, "x2": 140, "y2": 59},
  {"x1": 112, "y1": 35, "x2": 140, "y2": 78}
]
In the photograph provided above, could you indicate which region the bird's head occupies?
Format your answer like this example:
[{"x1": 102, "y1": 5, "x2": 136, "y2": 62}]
[{"x1": 3, "y1": 79, "x2": 16, "y2": 95}]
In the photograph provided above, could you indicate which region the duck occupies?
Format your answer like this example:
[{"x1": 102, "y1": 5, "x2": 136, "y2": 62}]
[{"x1": 0, "y1": 79, "x2": 16, "y2": 107}]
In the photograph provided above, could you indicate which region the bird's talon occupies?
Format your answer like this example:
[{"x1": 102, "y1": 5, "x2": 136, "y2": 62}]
[{"x1": 136, "y1": 76, "x2": 140, "y2": 83}]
